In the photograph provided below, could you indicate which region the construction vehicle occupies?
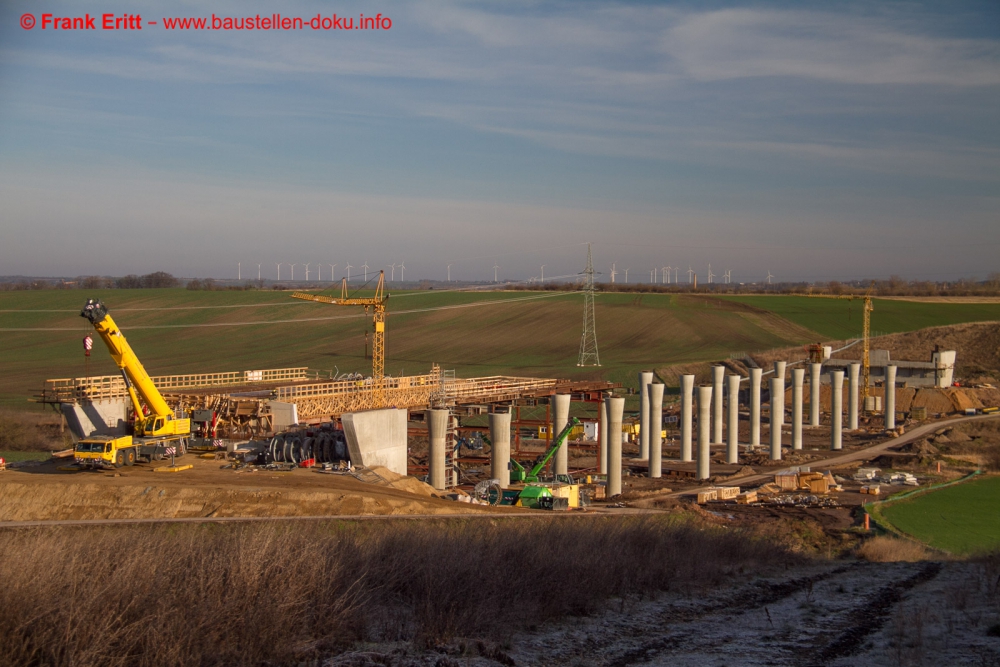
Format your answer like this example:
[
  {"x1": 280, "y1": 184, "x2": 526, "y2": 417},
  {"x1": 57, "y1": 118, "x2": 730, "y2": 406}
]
[
  {"x1": 291, "y1": 271, "x2": 388, "y2": 380},
  {"x1": 510, "y1": 416, "x2": 580, "y2": 484},
  {"x1": 74, "y1": 299, "x2": 190, "y2": 468}
]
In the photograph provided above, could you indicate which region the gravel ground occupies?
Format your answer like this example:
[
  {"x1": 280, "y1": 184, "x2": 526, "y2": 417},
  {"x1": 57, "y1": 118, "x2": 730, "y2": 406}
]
[{"x1": 325, "y1": 559, "x2": 1000, "y2": 667}]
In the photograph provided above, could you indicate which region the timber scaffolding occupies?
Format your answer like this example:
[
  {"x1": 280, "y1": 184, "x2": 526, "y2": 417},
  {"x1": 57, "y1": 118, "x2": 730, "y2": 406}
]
[{"x1": 37, "y1": 365, "x2": 616, "y2": 426}]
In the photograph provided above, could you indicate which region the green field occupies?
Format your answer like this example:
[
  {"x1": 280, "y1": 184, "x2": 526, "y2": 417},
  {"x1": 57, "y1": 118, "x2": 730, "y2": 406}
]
[
  {"x1": 2, "y1": 288, "x2": 999, "y2": 409},
  {"x1": 879, "y1": 475, "x2": 1000, "y2": 555},
  {"x1": 722, "y1": 296, "x2": 1000, "y2": 341}
]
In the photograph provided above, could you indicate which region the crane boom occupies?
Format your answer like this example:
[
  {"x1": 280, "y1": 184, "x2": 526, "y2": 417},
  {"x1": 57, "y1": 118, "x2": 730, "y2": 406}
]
[
  {"x1": 80, "y1": 298, "x2": 188, "y2": 438},
  {"x1": 291, "y1": 270, "x2": 388, "y2": 380}
]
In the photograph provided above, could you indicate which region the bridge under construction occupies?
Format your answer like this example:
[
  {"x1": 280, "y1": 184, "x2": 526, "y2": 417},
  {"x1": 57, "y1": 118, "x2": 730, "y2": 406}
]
[{"x1": 38, "y1": 365, "x2": 615, "y2": 439}]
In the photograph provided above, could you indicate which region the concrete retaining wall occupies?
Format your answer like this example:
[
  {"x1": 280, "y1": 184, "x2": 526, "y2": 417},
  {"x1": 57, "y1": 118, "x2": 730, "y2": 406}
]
[
  {"x1": 61, "y1": 399, "x2": 129, "y2": 439},
  {"x1": 341, "y1": 408, "x2": 408, "y2": 476}
]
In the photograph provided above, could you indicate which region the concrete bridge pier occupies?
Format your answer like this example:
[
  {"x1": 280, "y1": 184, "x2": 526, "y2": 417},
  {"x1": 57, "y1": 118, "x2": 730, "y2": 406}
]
[
  {"x1": 830, "y1": 370, "x2": 844, "y2": 450},
  {"x1": 489, "y1": 410, "x2": 511, "y2": 488},
  {"x1": 750, "y1": 368, "x2": 762, "y2": 447},
  {"x1": 792, "y1": 368, "x2": 804, "y2": 450},
  {"x1": 769, "y1": 378, "x2": 782, "y2": 461},
  {"x1": 607, "y1": 397, "x2": 625, "y2": 497},
  {"x1": 648, "y1": 383, "x2": 664, "y2": 478},
  {"x1": 697, "y1": 386, "x2": 712, "y2": 480},
  {"x1": 427, "y1": 409, "x2": 449, "y2": 490},
  {"x1": 552, "y1": 393, "x2": 571, "y2": 476},
  {"x1": 726, "y1": 374, "x2": 740, "y2": 464},
  {"x1": 681, "y1": 374, "x2": 695, "y2": 462}
]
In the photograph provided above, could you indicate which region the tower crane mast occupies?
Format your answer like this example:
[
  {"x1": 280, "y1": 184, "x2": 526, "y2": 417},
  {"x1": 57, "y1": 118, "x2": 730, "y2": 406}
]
[
  {"x1": 292, "y1": 270, "x2": 388, "y2": 380},
  {"x1": 807, "y1": 280, "x2": 876, "y2": 410}
]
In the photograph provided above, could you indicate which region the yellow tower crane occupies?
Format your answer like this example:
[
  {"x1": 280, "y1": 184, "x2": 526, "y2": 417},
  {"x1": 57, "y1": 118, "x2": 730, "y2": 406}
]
[
  {"x1": 291, "y1": 270, "x2": 388, "y2": 380},
  {"x1": 807, "y1": 280, "x2": 876, "y2": 409}
]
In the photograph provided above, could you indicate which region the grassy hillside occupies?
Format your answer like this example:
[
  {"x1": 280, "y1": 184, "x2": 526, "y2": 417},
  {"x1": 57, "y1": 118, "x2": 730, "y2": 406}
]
[
  {"x1": 0, "y1": 289, "x2": 812, "y2": 407},
  {"x1": 721, "y1": 295, "x2": 1000, "y2": 341},
  {"x1": 4, "y1": 289, "x2": 999, "y2": 409},
  {"x1": 879, "y1": 475, "x2": 1000, "y2": 555}
]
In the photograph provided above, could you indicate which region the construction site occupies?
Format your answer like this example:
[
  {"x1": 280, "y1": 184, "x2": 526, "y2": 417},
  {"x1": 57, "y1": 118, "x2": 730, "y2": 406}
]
[{"x1": 2, "y1": 269, "x2": 1000, "y2": 667}]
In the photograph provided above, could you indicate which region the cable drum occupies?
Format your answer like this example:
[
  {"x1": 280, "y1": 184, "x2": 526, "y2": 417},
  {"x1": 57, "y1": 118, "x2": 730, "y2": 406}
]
[{"x1": 269, "y1": 434, "x2": 285, "y2": 462}]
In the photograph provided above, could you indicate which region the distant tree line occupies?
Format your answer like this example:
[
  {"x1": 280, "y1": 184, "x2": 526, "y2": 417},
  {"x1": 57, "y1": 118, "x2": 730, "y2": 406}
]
[
  {"x1": 505, "y1": 273, "x2": 1000, "y2": 297},
  {"x1": 0, "y1": 272, "x2": 179, "y2": 291}
]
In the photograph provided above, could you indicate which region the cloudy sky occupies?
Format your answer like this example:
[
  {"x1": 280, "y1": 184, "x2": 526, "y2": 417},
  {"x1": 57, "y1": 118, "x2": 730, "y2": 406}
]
[{"x1": 1, "y1": 1, "x2": 997, "y2": 282}]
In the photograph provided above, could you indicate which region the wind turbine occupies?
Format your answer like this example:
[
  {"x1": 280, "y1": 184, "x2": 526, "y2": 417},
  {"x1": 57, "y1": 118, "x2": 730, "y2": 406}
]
[
  {"x1": 624, "y1": 268, "x2": 629, "y2": 283},
  {"x1": 399, "y1": 261, "x2": 405, "y2": 281},
  {"x1": 766, "y1": 271, "x2": 774, "y2": 285},
  {"x1": 707, "y1": 264, "x2": 714, "y2": 284},
  {"x1": 362, "y1": 261, "x2": 369, "y2": 282},
  {"x1": 238, "y1": 262, "x2": 241, "y2": 281},
  {"x1": 674, "y1": 267, "x2": 679, "y2": 283},
  {"x1": 304, "y1": 263, "x2": 310, "y2": 281},
  {"x1": 291, "y1": 263, "x2": 297, "y2": 280},
  {"x1": 388, "y1": 263, "x2": 396, "y2": 281},
  {"x1": 345, "y1": 262, "x2": 352, "y2": 281},
  {"x1": 276, "y1": 263, "x2": 282, "y2": 280},
  {"x1": 258, "y1": 264, "x2": 261, "y2": 282},
  {"x1": 329, "y1": 264, "x2": 337, "y2": 281},
  {"x1": 493, "y1": 262, "x2": 499, "y2": 282},
  {"x1": 541, "y1": 265, "x2": 545, "y2": 281},
  {"x1": 649, "y1": 268, "x2": 656, "y2": 283},
  {"x1": 687, "y1": 266, "x2": 694, "y2": 284},
  {"x1": 447, "y1": 264, "x2": 452, "y2": 281},
  {"x1": 610, "y1": 263, "x2": 617, "y2": 283},
  {"x1": 663, "y1": 266, "x2": 670, "y2": 284},
  {"x1": 724, "y1": 270, "x2": 731, "y2": 284}
]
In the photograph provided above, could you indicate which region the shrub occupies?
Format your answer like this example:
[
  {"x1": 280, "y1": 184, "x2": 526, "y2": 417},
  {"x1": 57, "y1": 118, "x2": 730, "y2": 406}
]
[
  {"x1": 857, "y1": 535, "x2": 930, "y2": 562},
  {"x1": 0, "y1": 517, "x2": 797, "y2": 665}
]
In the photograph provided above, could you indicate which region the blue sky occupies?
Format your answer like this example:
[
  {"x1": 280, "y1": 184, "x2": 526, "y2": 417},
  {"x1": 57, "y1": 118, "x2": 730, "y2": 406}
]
[{"x1": 1, "y1": 1, "x2": 998, "y2": 283}]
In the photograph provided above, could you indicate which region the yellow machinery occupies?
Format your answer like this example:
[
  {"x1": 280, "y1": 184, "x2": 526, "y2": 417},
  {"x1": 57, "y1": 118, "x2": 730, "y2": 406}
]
[
  {"x1": 74, "y1": 299, "x2": 190, "y2": 468},
  {"x1": 292, "y1": 270, "x2": 388, "y2": 380},
  {"x1": 808, "y1": 281, "x2": 875, "y2": 409}
]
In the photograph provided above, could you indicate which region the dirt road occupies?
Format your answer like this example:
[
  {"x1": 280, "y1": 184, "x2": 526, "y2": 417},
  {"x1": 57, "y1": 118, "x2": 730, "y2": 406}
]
[
  {"x1": 688, "y1": 412, "x2": 1000, "y2": 495},
  {"x1": 328, "y1": 558, "x2": 1000, "y2": 666}
]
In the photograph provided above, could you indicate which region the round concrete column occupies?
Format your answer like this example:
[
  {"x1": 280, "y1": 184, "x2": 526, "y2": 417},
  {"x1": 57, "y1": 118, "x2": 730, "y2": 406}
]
[
  {"x1": 774, "y1": 360, "x2": 787, "y2": 382},
  {"x1": 489, "y1": 411, "x2": 511, "y2": 489},
  {"x1": 607, "y1": 397, "x2": 625, "y2": 497},
  {"x1": 769, "y1": 378, "x2": 782, "y2": 461},
  {"x1": 552, "y1": 393, "x2": 571, "y2": 476},
  {"x1": 809, "y1": 362, "x2": 822, "y2": 426},
  {"x1": 681, "y1": 375, "x2": 694, "y2": 462},
  {"x1": 712, "y1": 365, "x2": 725, "y2": 444},
  {"x1": 848, "y1": 363, "x2": 860, "y2": 430},
  {"x1": 772, "y1": 374, "x2": 785, "y2": 428},
  {"x1": 598, "y1": 396, "x2": 609, "y2": 475},
  {"x1": 886, "y1": 365, "x2": 897, "y2": 430},
  {"x1": 750, "y1": 368, "x2": 762, "y2": 446},
  {"x1": 648, "y1": 383, "x2": 664, "y2": 478},
  {"x1": 427, "y1": 409, "x2": 449, "y2": 490},
  {"x1": 638, "y1": 371, "x2": 653, "y2": 460},
  {"x1": 697, "y1": 386, "x2": 712, "y2": 480},
  {"x1": 726, "y1": 374, "x2": 740, "y2": 464},
  {"x1": 830, "y1": 370, "x2": 844, "y2": 451},
  {"x1": 792, "y1": 368, "x2": 804, "y2": 450}
]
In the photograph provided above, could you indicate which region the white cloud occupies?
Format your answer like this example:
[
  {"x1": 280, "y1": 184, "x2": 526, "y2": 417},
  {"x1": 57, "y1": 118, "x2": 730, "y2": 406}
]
[{"x1": 664, "y1": 9, "x2": 1000, "y2": 86}]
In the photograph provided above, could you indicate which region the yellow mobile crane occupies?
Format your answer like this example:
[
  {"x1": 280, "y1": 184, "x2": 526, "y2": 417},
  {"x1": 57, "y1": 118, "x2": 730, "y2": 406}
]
[
  {"x1": 292, "y1": 270, "x2": 388, "y2": 380},
  {"x1": 808, "y1": 281, "x2": 876, "y2": 408},
  {"x1": 74, "y1": 299, "x2": 190, "y2": 468}
]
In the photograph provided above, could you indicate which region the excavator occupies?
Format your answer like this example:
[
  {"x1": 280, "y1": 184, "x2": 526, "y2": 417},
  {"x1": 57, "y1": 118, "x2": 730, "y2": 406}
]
[{"x1": 74, "y1": 299, "x2": 190, "y2": 468}]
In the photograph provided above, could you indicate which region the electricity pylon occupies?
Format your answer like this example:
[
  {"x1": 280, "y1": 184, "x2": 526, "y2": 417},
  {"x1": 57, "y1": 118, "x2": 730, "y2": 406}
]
[{"x1": 577, "y1": 243, "x2": 601, "y2": 366}]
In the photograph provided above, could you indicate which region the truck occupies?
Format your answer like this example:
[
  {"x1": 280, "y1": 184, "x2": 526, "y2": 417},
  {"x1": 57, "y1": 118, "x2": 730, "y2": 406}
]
[{"x1": 74, "y1": 299, "x2": 190, "y2": 468}]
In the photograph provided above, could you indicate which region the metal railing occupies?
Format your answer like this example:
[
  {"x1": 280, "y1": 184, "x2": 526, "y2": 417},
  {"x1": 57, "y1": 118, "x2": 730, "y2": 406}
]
[{"x1": 40, "y1": 367, "x2": 311, "y2": 403}]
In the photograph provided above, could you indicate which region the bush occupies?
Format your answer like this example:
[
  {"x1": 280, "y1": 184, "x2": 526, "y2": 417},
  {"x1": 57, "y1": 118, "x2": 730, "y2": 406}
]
[
  {"x1": 857, "y1": 535, "x2": 930, "y2": 562},
  {"x1": 0, "y1": 517, "x2": 796, "y2": 665}
]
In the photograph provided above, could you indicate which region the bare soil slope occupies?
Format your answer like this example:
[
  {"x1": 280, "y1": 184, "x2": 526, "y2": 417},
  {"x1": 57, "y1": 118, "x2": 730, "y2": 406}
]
[{"x1": 0, "y1": 457, "x2": 496, "y2": 521}]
